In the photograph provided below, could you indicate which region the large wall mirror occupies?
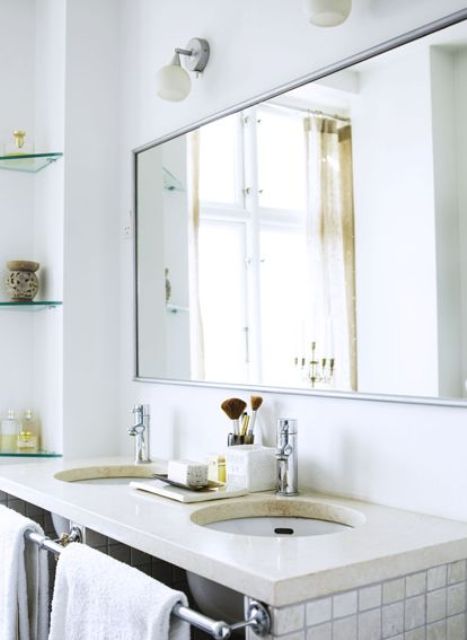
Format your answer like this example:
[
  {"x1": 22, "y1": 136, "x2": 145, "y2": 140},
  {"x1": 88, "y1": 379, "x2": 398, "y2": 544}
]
[{"x1": 135, "y1": 15, "x2": 467, "y2": 404}]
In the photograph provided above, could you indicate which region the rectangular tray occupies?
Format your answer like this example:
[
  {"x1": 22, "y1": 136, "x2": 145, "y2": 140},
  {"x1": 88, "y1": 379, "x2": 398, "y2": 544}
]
[
  {"x1": 151, "y1": 473, "x2": 223, "y2": 492},
  {"x1": 131, "y1": 479, "x2": 247, "y2": 503}
]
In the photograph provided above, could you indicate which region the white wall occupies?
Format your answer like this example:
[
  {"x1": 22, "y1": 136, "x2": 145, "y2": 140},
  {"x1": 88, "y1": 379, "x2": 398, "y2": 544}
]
[
  {"x1": 455, "y1": 49, "x2": 467, "y2": 398},
  {"x1": 137, "y1": 138, "x2": 190, "y2": 380},
  {"x1": 352, "y1": 48, "x2": 439, "y2": 397},
  {"x1": 0, "y1": 0, "x2": 67, "y2": 453},
  {"x1": 0, "y1": 0, "x2": 36, "y2": 419},
  {"x1": 61, "y1": 0, "x2": 121, "y2": 457},
  {"x1": 161, "y1": 138, "x2": 191, "y2": 379},
  {"x1": 137, "y1": 146, "x2": 166, "y2": 377},
  {"x1": 0, "y1": 0, "x2": 124, "y2": 457},
  {"x1": 430, "y1": 48, "x2": 463, "y2": 398},
  {"x1": 118, "y1": 0, "x2": 467, "y2": 523},
  {"x1": 32, "y1": 0, "x2": 66, "y2": 453}
]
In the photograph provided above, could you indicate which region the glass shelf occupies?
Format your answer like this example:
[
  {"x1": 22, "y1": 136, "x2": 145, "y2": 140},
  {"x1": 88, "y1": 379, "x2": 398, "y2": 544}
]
[
  {"x1": 0, "y1": 152, "x2": 63, "y2": 174},
  {"x1": 166, "y1": 304, "x2": 189, "y2": 314},
  {"x1": 0, "y1": 301, "x2": 62, "y2": 310},
  {"x1": 0, "y1": 451, "x2": 62, "y2": 458},
  {"x1": 163, "y1": 167, "x2": 185, "y2": 192}
]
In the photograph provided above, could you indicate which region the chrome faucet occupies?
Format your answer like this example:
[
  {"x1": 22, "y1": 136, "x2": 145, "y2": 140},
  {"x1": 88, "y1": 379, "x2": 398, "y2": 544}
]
[
  {"x1": 128, "y1": 404, "x2": 151, "y2": 464},
  {"x1": 276, "y1": 418, "x2": 298, "y2": 496}
]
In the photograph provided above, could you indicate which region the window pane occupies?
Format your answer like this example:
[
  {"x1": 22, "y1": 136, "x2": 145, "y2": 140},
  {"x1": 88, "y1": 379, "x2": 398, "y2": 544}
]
[
  {"x1": 199, "y1": 115, "x2": 240, "y2": 205},
  {"x1": 198, "y1": 220, "x2": 248, "y2": 382},
  {"x1": 259, "y1": 225, "x2": 307, "y2": 386},
  {"x1": 257, "y1": 108, "x2": 306, "y2": 211}
]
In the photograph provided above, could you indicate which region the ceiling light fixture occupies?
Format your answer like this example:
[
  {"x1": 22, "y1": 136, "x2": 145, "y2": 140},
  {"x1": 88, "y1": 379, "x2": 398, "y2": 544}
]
[
  {"x1": 156, "y1": 38, "x2": 210, "y2": 102},
  {"x1": 303, "y1": 0, "x2": 352, "y2": 27}
]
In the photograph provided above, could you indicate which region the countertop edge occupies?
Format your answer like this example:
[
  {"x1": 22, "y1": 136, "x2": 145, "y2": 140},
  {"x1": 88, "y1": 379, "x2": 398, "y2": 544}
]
[{"x1": 2, "y1": 460, "x2": 467, "y2": 607}]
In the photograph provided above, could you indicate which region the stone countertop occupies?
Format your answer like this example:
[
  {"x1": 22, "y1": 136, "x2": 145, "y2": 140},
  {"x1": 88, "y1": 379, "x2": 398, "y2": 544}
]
[{"x1": 1, "y1": 456, "x2": 467, "y2": 606}]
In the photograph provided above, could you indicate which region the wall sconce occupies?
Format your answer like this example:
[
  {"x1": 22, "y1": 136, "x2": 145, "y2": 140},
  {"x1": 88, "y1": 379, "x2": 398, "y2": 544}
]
[
  {"x1": 156, "y1": 38, "x2": 210, "y2": 102},
  {"x1": 303, "y1": 0, "x2": 352, "y2": 27}
]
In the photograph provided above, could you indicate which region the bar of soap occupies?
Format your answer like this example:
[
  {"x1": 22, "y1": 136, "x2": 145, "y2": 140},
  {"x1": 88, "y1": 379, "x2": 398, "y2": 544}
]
[{"x1": 168, "y1": 459, "x2": 208, "y2": 488}]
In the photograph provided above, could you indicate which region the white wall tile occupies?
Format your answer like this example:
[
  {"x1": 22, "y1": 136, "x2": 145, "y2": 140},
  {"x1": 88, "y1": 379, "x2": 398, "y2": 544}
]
[
  {"x1": 333, "y1": 591, "x2": 357, "y2": 619},
  {"x1": 405, "y1": 595, "x2": 425, "y2": 630},
  {"x1": 306, "y1": 599, "x2": 332, "y2": 627},
  {"x1": 383, "y1": 579, "x2": 405, "y2": 604},
  {"x1": 428, "y1": 566, "x2": 448, "y2": 592},
  {"x1": 447, "y1": 583, "x2": 466, "y2": 617},
  {"x1": 405, "y1": 628, "x2": 426, "y2": 640},
  {"x1": 427, "y1": 619, "x2": 447, "y2": 640},
  {"x1": 382, "y1": 602, "x2": 404, "y2": 638},
  {"x1": 273, "y1": 604, "x2": 305, "y2": 635},
  {"x1": 447, "y1": 613, "x2": 466, "y2": 639},
  {"x1": 406, "y1": 572, "x2": 427, "y2": 597},
  {"x1": 358, "y1": 608, "x2": 381, "y2": 640},
  {"x1": 427, "y1": 588, "x2": 447, "y2": 624},
  {"x1": 333, "y1": 615, "x2": 357, "y2": 640},
  {"x1": 306, "y1": 623, "x2": 331, "y2": 640},
  {"x1": 275, "y1": 632, "x2": 305, "y2": 640},
  {"x1": 359, "y1": 585, "x2": 382, "y2": 611},
  {"x1": 447, "y1": 561, "x2": 466, "y2": 585}
]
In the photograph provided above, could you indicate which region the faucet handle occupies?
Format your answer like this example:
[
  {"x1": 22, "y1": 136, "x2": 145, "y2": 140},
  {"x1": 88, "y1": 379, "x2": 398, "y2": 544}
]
[
  {"x1": 278, "y1": 418, "x2": 298, "y2": 435},
  {"x1": 132, "y1": 404, "x2": 150, "y2": 417},
  {"x1": 277, "y1": 418, "x2": 297, "y2": 451}
]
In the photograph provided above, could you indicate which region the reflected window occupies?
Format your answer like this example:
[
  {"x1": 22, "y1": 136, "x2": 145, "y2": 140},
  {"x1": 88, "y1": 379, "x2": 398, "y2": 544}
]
[
  {"x1": 191, "y1": 105, "x2": 356, "y2": 389},
  {"x1": 259, "y1": 226, "x2": 307, "y2": 386},
  {"x1": 198, "y1": 220, "x2": 249, "y2": 382},
  {"x1": 257, "y1": 108, "x2": 307, "y2": 213},
  {"x1": 199, "y1": 114, "x2": 242, "y2": 206}
]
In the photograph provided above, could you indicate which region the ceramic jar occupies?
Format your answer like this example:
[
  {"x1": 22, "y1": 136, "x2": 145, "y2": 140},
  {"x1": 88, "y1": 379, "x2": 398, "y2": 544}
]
[{"x1": 5, "y1": 260, "x2": 40, "y2": 301}]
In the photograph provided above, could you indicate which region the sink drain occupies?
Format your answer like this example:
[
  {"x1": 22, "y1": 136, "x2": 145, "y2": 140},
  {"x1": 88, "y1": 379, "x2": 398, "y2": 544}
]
[{"x1": 274, "y1": 527, "x2": 294, "y2": 535}]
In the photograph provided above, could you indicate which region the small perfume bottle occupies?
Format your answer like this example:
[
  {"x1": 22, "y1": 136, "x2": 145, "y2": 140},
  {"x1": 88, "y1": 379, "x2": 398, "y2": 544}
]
[
  {"x1": 16, "y1": 410, "x2": 39, "y2": 452},
  {"x1": 4, "y1": 130, "x2": 34, "y2": 156},
  {"x1": 0, "y1": 409, "x2": 20, "y2": 452}
]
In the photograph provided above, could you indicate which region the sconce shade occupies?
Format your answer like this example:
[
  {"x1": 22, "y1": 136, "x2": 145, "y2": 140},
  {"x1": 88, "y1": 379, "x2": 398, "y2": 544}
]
[
  {"x1": 156, "y1": 53, "x2": 192, "y2": 102},
  {"x1": 303, "y1": 0, "x2": 352, "y2": 26}
]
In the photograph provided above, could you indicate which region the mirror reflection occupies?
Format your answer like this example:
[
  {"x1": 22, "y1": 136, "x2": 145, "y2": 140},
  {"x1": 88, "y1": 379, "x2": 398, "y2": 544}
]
[{"x1": 136, "y1": 21, "x2": 467, "y2": 400}]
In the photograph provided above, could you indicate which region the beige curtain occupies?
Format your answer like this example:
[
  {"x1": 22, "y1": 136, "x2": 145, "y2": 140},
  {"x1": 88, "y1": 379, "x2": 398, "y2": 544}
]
[
  {"x1": 304, "y1": 116, "x2": 357, "y2": 390},
  {"x1": 187, "y1": 130, "x2": 206, "y2": 379}
]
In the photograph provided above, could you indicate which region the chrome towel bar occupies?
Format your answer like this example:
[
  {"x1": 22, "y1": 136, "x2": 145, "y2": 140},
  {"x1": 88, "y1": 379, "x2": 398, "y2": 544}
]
[{"x1": 24, "y1": 529, "x2": 271, "y2": 640}]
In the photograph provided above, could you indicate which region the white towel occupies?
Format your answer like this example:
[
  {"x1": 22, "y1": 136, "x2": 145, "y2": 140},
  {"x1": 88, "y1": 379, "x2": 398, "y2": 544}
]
[
  {"x1": 49, "y1": 542, "x2": 190, "y2": 640},
  {"x1": 0, "y1": 504, "x2": 50, "y2": 640}
]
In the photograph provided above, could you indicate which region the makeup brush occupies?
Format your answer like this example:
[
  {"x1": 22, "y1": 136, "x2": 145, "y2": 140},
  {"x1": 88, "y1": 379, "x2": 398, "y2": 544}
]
[
  {"x1": 221, "y1": 398, "x2": 247, "y2": 436},
  {"x1": 240, "y1": 411, "x2": 250, "y2": 437},
  {"x1": 246, "y1": 395, "x2": 263, "y2": 437}
]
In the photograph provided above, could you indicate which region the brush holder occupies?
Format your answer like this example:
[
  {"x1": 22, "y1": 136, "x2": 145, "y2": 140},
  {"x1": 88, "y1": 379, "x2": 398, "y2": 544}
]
[
  {"x1": 227, "y1": 433, "x2": 255, "y2": 446},
  {"x1": 225, "y1": 445, "x2": 276, "y2": 492}
]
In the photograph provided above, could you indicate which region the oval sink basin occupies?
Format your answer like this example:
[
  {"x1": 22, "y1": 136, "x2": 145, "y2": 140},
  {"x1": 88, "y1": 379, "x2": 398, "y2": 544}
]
[
  {"x1": 191, "y1": 498, "x2": 365, "y2": 537},
  {"x1": 206, "y1": 516, "x2": 348, "y2": 536},
  {"x1": 54, "y1": 464, "x2": 165, "y2": 485}
]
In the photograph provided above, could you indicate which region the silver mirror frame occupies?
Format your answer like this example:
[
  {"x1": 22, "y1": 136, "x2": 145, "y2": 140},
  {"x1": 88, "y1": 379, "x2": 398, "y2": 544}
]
[{"x1": 133, "y1": 8, "x2": 467, "y2": 408}]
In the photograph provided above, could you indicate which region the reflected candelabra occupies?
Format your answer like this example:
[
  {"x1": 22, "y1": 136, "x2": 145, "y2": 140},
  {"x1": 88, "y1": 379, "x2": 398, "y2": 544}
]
[{"x1": 295, "y1": 341, "x2": 335, "y2": 388}]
